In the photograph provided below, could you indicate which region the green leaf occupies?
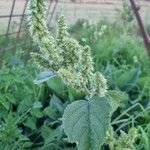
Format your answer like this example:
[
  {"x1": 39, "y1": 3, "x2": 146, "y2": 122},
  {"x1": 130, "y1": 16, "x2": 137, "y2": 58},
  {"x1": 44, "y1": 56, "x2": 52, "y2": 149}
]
[
  {"x1": 5, "y1": 93, "x2": 16, "y2": 104},
  {"x1": 50, "y1": 95, "x2": 64, "y2": 113},
  {"x1": 62, "y1": 96, "x2": 111, "y2": 150},
  {"x1": 0, "y1": 95, "x2": 10, "y2": 110},
  {"x1": 34, "y1": 71, "x2": 57, "y2": 84},
  {"x1": 137, "y1": 76, "x2": 150, "y2": 88},
  {"x1": 33, "y1": 101, "x2": 42, "y2": 109},
  {"x1": 41, "y1": 124, "x2": 53, "y2": 140},
  {"x1": 106, "y1": 90, "x2": 128, "y2": 112},
  {"x1": 41, "y1": 126, "x2": 64, "y2": 149},
  {"x1": 116, "y1": 67, "x2": 141, "y2": 91},
  {"x1": 31, "y1": 109, "x2": 44, "y2": 118},
  {"x1": 47, "y1": 77, "x2": 67, "y2": 98},
  {"x1": 139, "y1": 126, "x2": 150, "y2": 150},
  {"x1": 0, "y1": 93, "x2": 17, "y2": 110},
  {"x1": 44, "y1": 106, "x2": 58, "y2": 119},
  {"x1": 68, "y1": 87, "x2": 85, "y2": 102},
  {"x1": 24, "y1": 117, "x2": 37, "y2": 130}
]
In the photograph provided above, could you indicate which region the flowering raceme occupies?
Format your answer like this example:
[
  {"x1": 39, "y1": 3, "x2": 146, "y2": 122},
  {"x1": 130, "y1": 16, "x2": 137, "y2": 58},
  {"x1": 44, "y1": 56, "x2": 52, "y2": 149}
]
[{"x1": 27, "y1": 0, "x2": 108, "y2": 98}]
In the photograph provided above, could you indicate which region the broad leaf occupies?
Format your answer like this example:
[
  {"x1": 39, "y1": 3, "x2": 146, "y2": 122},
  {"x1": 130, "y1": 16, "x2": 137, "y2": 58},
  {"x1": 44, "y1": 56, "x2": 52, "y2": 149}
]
[
  {"x1": 33, "y1": 101, "x2": 42, "y2": 109},
  {"x1": 24, "y1": 116, "x2": 37, "y2": 130},
  {"x1": 62, "y1": 96, "x2": 111, "y2": 150},
  {"x1": 47, "y1": 77, "x2": 67, "y2": 98},
  {"x1": 34, "y1": 71, "x2": 57, "y2": 84},
  {"x1": 116, "y1": 67, "x2": 141, "y2": 91},
  {"x1": 106, "y1": 90, "x2": 128, "y2": 112},
  {"x1": 50, "y1": 95, "x2": 64, "y2": 113}
]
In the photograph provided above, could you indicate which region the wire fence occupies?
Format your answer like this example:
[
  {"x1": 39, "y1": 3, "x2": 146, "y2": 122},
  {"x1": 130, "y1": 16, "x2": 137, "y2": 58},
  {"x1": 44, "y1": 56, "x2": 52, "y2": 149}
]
[
  {"x1": 0, "y1": 0, "x2": 58, "y2": 52},
  {"x1": 0, "y1": 0, "x2": 150, "y2": 53}
]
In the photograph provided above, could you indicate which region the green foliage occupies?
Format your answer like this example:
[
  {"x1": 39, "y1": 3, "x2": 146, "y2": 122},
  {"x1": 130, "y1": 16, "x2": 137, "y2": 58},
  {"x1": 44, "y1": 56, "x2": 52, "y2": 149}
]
[
  {"x1": 106, "y1": 127, "x2": 138, "y2": 150},
  {"x1": 33, "y1": 70, "x2": 57, "y2": 84},
  {"x1": 0, "y1": 1, "x2": 150, "y2": 149},
  {"x1": 0, "y1": 113, "x2": 32, "y2": 150},
  {"x1": 114, "y1": 67, "x2": 141, "y2": 91},
  {"x1": 70, "y1": 17, "x2": 150, "y2": 150},
  {"x1": 138, "y1": 126, "x2": 150, "y2": 150},
  {"x1": 62, "y1": 97, "x2": 111, "y2": 150},
  {"x1": 106, "y1": 90, "x2": 128, "y2": 112},
  {"x1": 0, "y1": 58, "x2": 67, "y2": 149}
]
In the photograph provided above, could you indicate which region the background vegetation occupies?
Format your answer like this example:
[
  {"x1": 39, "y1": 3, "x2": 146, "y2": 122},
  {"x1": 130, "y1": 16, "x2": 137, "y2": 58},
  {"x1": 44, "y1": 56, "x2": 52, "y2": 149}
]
[{"x1": 0, "y1": 5, "x2": 150, "y2": 150}]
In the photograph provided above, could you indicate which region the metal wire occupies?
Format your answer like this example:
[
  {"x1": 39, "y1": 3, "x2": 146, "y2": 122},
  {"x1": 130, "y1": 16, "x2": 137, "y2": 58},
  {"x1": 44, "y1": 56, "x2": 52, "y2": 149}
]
[
  {"x1": 0, "y1": 0, "x2": 58, "y2": 52},
  {"x1": 5, "y1": 0, "x2": 16, "y2": 44}
]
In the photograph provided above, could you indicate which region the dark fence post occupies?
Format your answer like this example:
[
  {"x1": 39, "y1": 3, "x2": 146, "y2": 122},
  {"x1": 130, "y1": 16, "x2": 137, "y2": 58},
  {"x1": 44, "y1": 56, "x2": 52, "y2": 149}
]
[{"x1": 129, "y1": 0, "x2": 150, "y2": 57}]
